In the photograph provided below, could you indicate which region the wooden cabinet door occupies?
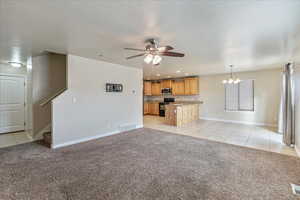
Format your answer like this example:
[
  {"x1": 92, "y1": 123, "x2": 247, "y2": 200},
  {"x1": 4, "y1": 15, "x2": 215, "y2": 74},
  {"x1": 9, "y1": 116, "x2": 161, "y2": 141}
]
[
  {"x1": 178, "y1": 81, "x2": 185, "y2": 95},
  {"x1": 151, "y1": 82, "x2": 161, "y2": 96},
  {"x1": 184, "y1": 78, "x2": 191, "y2": 95},
  {"x1": 184, "y1": 78, "x2": 199, "y2": 95},
  {"x1": 189, "y1": 78, "x2": 199, "y2": 95},
  {"x1": 148, "y1": 102, "x2": 159, "y2": 115},
  {"x1": 144, "y1": 102, "x2": 149, "y2": 115},
  {"x1": 161, "y1": 80, "x2": 172, "y2": 88},
  {"x1": 172, "y1": 80, "x2": 185, "y2": 95},
  {"x1": 144, "y1": 81, "x2": 152, "y2": 96},
  {"x1": 154, "y1": 102, "x2": 159, "y2": 115}
]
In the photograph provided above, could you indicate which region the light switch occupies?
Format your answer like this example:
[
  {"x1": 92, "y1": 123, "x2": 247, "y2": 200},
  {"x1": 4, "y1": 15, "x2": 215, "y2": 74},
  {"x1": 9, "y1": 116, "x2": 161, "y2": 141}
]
[{"x1": 72, "y1": 97, "x2": 77, "y2": 103}]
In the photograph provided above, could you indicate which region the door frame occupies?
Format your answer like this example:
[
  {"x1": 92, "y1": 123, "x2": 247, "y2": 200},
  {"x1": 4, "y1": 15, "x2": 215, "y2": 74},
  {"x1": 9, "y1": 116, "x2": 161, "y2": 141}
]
[{"x1": 0, "y1": 73, "x2": 28, "y2": 133}]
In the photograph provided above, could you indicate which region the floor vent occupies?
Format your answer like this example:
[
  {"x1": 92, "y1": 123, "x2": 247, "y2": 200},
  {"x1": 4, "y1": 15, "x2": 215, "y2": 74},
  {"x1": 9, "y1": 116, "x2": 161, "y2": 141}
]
[
  {"x1": 119, "y1": 124, "x2": 137, "y2": 132},
  {"x1": 291, "y1": 184, "x2": 300, "y2": 195}
]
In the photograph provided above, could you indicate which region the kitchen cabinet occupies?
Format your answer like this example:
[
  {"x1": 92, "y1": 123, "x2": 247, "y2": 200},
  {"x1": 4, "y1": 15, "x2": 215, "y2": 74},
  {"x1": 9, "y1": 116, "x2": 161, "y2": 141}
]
[
  {"x1": 144, "y1": 81, "x2": 152, "y2": 96},
  {"x1": 184, "y1": 77, "x2": 199, "y2": 95},
  {"x1": 148, "y1": 102, "x2": 159, "y2": 115},
  {"x1": 144, "y1": 77, "x2": 199, "y2": 96},
  {"x1": 144, "y1": 102, "x2": 149, "y2": 115},
  {"x1": 172, "y1": 80, "x2": 185, "y2": 95},
  {"x1": 151, "y1": 82, "x2": 161, "y2": 96},
  {"x1": 161, "y1": 80, "x2": 172, "y2": 89}
]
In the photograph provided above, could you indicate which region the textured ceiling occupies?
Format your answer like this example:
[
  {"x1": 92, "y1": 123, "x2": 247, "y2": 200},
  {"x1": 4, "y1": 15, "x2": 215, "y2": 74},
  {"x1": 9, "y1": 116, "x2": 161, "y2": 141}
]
[{"x1": 1, "y1": 0, "x2": 300, "y2": 79}]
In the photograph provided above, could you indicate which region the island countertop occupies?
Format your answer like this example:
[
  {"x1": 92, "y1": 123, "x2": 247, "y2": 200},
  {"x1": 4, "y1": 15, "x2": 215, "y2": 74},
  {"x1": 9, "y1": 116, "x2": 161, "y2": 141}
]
[{"x1": 168, "y1": 101, "x2": 203, "y2": 106}]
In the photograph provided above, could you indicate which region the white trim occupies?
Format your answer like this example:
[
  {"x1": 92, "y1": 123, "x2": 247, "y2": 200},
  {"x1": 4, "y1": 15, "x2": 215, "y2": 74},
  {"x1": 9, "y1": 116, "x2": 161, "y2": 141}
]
[
  {"x1": 199, "y1": 117, "x2": 277, "y2": 127},
  {"x1": 51, "y1": 125, "x2": 143, "y2": 149},
  {"x1": 52, "y1": 130, "x2": 120, "y2": 149},
  {"x1": 295, "y1": 145, "x2": 300, "y2": 158}
]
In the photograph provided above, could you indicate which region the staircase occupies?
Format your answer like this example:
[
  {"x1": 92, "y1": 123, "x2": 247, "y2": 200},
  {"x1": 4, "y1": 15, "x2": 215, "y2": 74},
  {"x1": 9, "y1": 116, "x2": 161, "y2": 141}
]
[{"x1": 43, "y1": 131, "x2": 52, "y2": 147}]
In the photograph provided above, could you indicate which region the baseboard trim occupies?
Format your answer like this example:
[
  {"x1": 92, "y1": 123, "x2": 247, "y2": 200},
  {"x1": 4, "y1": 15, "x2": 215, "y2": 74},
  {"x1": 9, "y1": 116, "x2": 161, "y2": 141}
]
[
  {"x1": 51, "y1": 125, "x2": 143, "y2": 149},
  {"x1": 295, "y1": 145, "x2": 300, "y2": 158},
  {"x1": 199, "y1": 117, "x2": 277, "y2": 127}
]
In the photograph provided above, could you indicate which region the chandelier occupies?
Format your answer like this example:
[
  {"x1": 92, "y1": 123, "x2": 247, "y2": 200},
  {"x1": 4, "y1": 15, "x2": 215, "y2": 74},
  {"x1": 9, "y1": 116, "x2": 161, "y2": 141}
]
[{"x1": 222, "y1": 65, "x2": 241, "y2": 84}]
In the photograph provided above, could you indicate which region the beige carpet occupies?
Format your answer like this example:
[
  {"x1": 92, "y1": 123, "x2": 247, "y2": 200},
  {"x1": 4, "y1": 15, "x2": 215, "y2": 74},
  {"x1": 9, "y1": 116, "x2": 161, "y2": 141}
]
[{"x1": 0, "y1": 128, "x2": 300, "y2": 200}]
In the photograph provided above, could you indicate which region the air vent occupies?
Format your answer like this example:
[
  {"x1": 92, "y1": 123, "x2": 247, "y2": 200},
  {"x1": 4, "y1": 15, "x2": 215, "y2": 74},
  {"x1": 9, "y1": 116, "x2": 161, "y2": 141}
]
[
  {"x1": 119, "y1": 124, "x2": 137, "y2": 132},
  {"x1": 291, "y1": 184, "x2": 300, "y2": 195}
]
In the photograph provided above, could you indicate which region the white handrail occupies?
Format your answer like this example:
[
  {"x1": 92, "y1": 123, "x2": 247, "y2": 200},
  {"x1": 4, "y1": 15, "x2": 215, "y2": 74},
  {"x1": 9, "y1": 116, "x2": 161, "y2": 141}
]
[{"x1": 40, "y1": 88, "x2": 67, "y2": 107}]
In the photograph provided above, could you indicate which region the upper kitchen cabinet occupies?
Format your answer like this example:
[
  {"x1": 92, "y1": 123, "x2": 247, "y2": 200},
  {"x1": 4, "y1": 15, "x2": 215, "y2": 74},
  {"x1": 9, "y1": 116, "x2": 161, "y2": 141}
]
[
  {"x1": 144, "y1": 81, "x2": 152, "y2": 96},
  {"x1": 184, "y1": 77, "x2": 199, "y2": 95},
  {"x1": 161, "y1": 80, "x2": 172, "y2": 89},
  {"x1": 172, "y1": 80, "x2": 185, "y2": 95},
  {"x1": 151, "y1": 82, "x2": 161, "y2": 96}
]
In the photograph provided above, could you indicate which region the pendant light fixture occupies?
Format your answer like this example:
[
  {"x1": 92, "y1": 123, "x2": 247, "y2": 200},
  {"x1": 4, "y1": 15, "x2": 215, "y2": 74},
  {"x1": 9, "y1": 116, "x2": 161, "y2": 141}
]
[{"x1": 222, "y1": 65, "x2": 241, "y2": 84}]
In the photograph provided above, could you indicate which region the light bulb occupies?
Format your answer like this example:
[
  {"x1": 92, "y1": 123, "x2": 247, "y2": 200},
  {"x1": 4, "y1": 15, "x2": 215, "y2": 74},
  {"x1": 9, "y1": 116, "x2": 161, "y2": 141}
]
[
  {"x1": 234, "y1": 78, "x2": 241, "y2": 84},
  {"x1": 222, "y1": 80, "x2": 228, "y2": 84},
  {"x1": 152, "y1": 55, "x2": 162, "y2": 65},
  {"x1": 9, "y1": 62, "x2": 22, "y2": 68},
  {"x1": 144, "y1": 54, "x2": 153, "y2": 64},
  {"x1": 228, "y1": 78, "x2": 233, "y2": 84}
]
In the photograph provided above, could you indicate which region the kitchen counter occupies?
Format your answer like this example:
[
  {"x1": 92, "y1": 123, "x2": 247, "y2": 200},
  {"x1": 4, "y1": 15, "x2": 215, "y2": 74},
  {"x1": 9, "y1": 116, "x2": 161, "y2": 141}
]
[{"x1": 169, "y1": 101, "x2": 203, "y2": 106}]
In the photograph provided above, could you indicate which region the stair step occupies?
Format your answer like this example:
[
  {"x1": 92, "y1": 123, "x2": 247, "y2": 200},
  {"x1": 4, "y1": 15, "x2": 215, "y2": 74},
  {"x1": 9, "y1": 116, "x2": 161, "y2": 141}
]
[{"x1": 43, "y1": 131, "x2": 52, "y2": 146}]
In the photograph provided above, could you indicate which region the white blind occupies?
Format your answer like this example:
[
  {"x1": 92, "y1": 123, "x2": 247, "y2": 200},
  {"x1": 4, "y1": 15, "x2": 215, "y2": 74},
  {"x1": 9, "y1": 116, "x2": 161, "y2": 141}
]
[
  {"x1": 225, "y1": 83, "x2": 238, "y2": 110},
  {"x1": 225, "y1": 80, "x2": 254, "y2": 111},
  {"x1": 239, "y1": 80, "x2": 254, "y2": 111}
]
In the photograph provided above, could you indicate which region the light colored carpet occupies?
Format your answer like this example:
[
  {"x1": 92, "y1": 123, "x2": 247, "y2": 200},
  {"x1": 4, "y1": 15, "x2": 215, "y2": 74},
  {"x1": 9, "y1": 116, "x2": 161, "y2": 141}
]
[{"x1": 0, "y1": 128, "x2": 300, "y2": 200}]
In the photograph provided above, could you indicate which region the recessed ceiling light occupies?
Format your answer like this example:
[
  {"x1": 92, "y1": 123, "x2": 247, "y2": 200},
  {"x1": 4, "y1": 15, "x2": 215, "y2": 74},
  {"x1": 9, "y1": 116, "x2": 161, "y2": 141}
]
[
  {"x1": 185, "y1": 73, "x2": 189, "y2": 76},
  {"x1": 156, "y1": 74, "x2": 160, "y2": 76},
  {"x1": 8, "y1": 62, "x2": 23, "y2": 68},
  {"x1": 176, "y1": 70, "x2": 181, "y2": 73}
]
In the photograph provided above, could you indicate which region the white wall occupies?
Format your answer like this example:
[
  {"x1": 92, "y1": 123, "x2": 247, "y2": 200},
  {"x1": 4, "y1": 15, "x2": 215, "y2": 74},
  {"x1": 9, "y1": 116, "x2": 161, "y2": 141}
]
[
  {"x1": 52, "y1": 55, "x2": 143, "y2": 148},
  {"x1": 199, "y1": 68, "x2": 281, "y2": 126}
]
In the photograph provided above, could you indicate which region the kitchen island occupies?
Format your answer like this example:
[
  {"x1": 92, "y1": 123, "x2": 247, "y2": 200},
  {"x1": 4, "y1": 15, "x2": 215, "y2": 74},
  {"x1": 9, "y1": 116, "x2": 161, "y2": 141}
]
[{"x1": 165, "y1": 102, "x2": 201, "y2": 127}]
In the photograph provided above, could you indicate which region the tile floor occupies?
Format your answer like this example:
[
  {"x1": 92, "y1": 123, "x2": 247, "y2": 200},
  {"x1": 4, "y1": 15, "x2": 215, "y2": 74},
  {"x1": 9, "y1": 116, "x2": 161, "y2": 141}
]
[
  {"x1": 144, "y1": 115, "x2": 298, "y2": 157},
  {"x1": 0, "y1": 131, "x2": 34, "y2": 148}
]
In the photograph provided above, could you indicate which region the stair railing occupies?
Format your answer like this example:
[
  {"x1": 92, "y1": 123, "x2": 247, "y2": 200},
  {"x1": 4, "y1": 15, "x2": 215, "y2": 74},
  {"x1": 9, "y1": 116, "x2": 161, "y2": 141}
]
[{"x1": 40, "y1": 88, "x2": 67, "y2": 107}]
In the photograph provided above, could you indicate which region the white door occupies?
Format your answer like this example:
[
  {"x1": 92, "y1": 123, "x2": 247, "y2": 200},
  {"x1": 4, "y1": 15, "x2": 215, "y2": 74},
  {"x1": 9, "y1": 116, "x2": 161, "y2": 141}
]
[{"x1": 0, "y1": 76, "x2": 25, "y2": 134}]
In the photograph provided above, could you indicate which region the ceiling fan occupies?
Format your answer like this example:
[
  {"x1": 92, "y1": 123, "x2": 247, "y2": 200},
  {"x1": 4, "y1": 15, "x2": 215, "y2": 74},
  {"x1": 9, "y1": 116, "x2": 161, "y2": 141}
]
[{"x1": 124, "y1": 39, "x2": 184, "y2": 65}]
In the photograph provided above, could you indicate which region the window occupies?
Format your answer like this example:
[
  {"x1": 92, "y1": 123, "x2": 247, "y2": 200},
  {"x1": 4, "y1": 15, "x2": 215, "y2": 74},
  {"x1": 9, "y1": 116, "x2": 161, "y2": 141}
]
[{"x1": 225, "y1": 80, "x2": 254, "y2": 111}]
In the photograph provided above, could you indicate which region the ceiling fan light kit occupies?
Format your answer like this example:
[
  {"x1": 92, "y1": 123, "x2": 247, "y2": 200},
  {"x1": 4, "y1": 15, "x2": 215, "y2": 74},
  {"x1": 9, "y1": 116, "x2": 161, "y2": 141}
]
[
  {"x1": 125, "y1": 38, "x2": 184, "y2": 65},
  {"x1": 222, "y1": 65, "x2": 241, "y2": 84},
  {"x1": 144, "y1": 54, "x2": 153, "y2": 64}
]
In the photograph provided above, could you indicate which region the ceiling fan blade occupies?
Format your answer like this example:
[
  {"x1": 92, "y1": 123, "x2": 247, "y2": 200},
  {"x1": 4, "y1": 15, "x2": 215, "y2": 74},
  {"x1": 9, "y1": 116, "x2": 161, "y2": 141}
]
[
  {"x1": 124, "y1": 48, "x2": 146, "y2": 52},
  {"x1": 126, "y1": 53, "x2": 146, "y2": 59},
  {"x1": 157, "y1": 46, "x2": 174, "y2": 52},
  {"x1": 160, "y1": 51, "x2": 185, "y2": 57}
]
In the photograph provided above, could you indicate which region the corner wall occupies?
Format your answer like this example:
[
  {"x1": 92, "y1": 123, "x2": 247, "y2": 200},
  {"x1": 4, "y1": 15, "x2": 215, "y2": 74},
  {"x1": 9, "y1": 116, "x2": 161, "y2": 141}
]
[
  {"x1": 199, "y1": 68, "x2": 281, "y2": 126},
  {"x1": 52, "y1": 55, "x2": 143, "y2": 148}
]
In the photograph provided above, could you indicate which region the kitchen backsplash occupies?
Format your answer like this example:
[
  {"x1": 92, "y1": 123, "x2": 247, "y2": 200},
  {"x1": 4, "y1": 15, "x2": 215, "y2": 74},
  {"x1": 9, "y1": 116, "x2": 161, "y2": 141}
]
[{"x1": 144, "y1": 94, "x2": 201, "y2": 102}]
